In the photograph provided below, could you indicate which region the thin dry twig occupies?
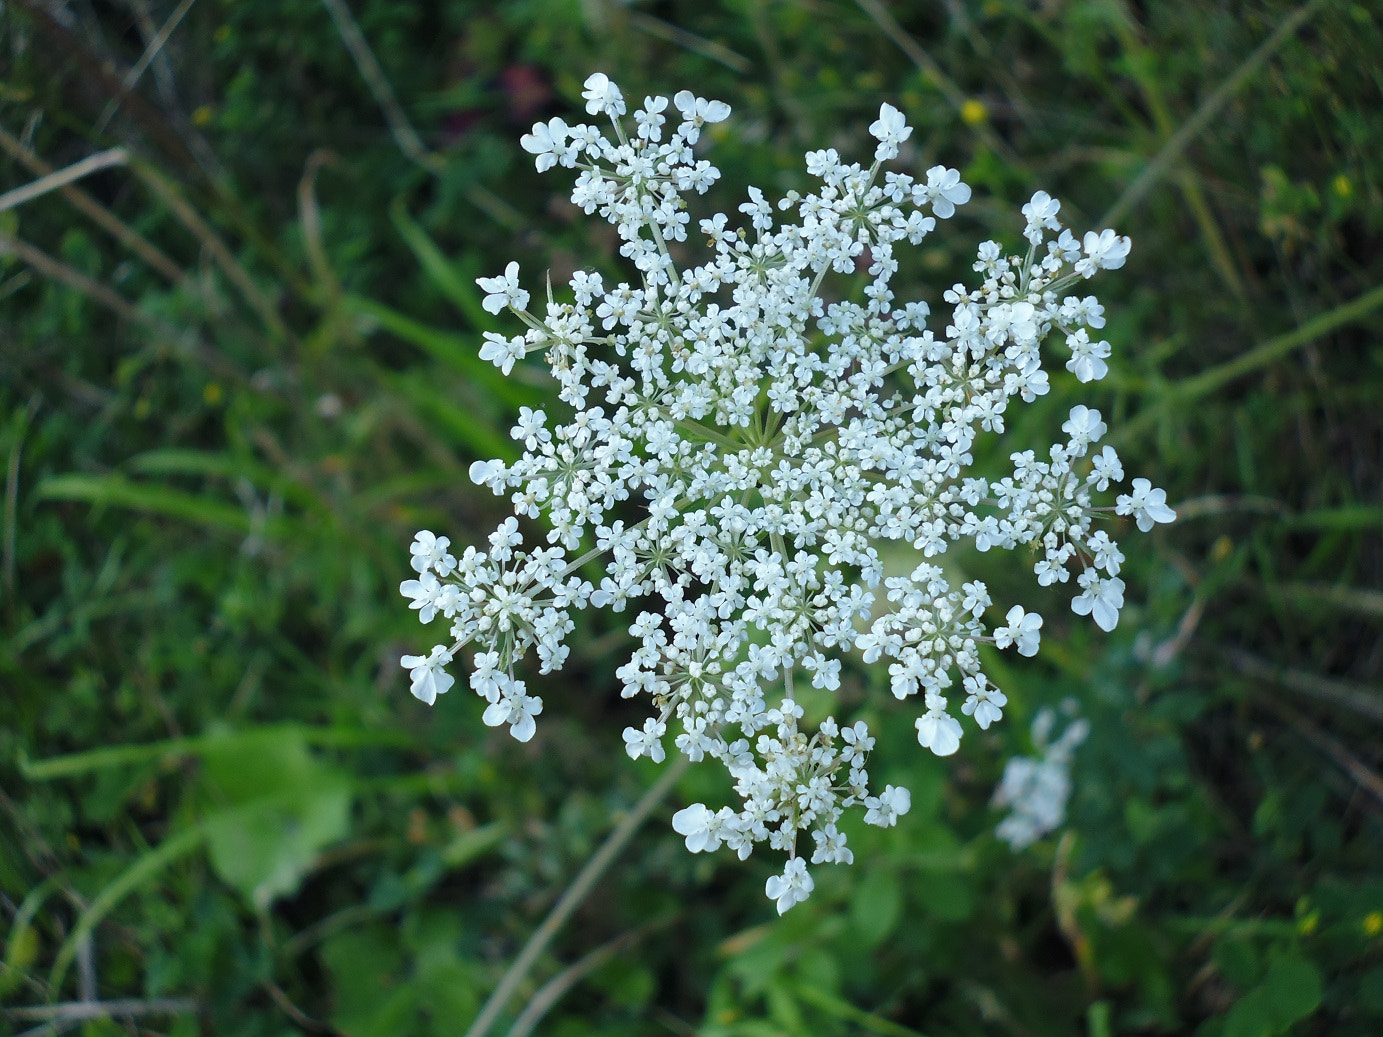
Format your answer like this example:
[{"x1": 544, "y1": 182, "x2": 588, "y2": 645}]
[
  {"x1": 0, "y1": 231, "x2": 147, "y2": 324},
  {"x1": 1101, "y1": 0, "x2": 1328, "y2": 226},
  {"x1": 0, "y1": 230, "x2": 241, "y2": 381},
  {"x1": 0, "y1": 148, "x2": 129, "y2": 214},
  {"x1": 627, "y1": 11, "x2": 753, "y2": 73},
  {"x1": 318, "y1": 0, "x2": 442, "y2": 173},
  {"x1": 0, "y1": 127, "x2": 184, "y2": 283},
  {"x1": 4, "y1": 997, "x2": 200, "y2": 1023},
  {"x1": 505, "y1": 915, "x2": 678, "y2": 1037},
  {"x1": 1256, "y1": 695, "x2": 1383, "y2": 810},
  {"x1": 260, "y1": 979, "x2": 335, "y2": 1033},
  {"x1": 854, "y1": 0, "x2": 1023, "y2": 167},
  {"x1": 95, "y1": 0, "x2": 201, "y2": 133},
  {"x1": 129, "y1": 158, "x2": 293, "y2": 343},
  {"x1": 1224, "y1": 646, "x2": 1383, "y2": 722},
  {"x1": 465, "y1": 758, "x2": 690, "y2": 1037},
  {"x1": 297, "y1": 150, "x2": 344, "y2": 307}
]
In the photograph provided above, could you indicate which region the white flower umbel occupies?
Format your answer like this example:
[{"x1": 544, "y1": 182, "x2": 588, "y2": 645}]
[{"x1": 400, "y1": 75, "x2": 1174, "y2": 912}]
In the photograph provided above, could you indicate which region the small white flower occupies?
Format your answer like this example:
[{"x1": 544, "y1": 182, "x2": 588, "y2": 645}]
[
  {"x1": 1071, "y1": 572, "x2": 1125, "y2": 632},
  {"x1": 673, "y1": 89, "x2": 731, "y2": 143},
  {"x1": 922, "y1": 165, "x2": 971, "y2": 218},
  {"x1": 401, "y1": 646, "x2": 455, "y2": 705},
  {"x1": 1078, "y1": 228, "x2": 1131, "y2": 276},
  {"x1": 482, "y1": 684, "x2": 543, "y2": 742},
  {"x1": 1062, "y1": 405, "x2": 1107, "y2": 453},
  {"x1": 869, "y1": 102, "x2": 912, "y2": 160},
  {"x1": 582, "y1": 72, "x2": 625, "y2": 117},
  {"x1": 863, "y1": 784, "x2": 912, "y2": 827},
  {"x1": 993, "y1": 605, "x2": 1043, "y2": 657},
  {"x1": 1065, "y1": 329, "x2": 1111, "y2": 383},
  {"x1": 468, "y1": 458, "x2": 502, "y2": 485},
  {"x1": 739, "y1": 186, "x2": 773, "y2": 231},
  {"x1": 764, "y1": 857, "x2": 814, "y2": 915},
  {"x1": 409, "y1": 530, "x2": 452, "y2": 574},
  {"x1": 1116, "y1": 478, "x2": 1177, "y2": 532},
  {"x1": 1089, "y1": 445, "x2": 1124, "y2": 491},
  {"x1": 623, "y1": 718, "x2": 667, "y2": 762},
  {"x1": 476, "y1": 261, "x2": 529, "y2": 315},
  {"x1": 993, "y1": 706, "x2": 1088, "y2": 849},
  {"x1": 399, "y1": 572, "x2": 442, "y2": 623},
  {"x1": 672, "y1": 803, "x2": 724, "y2": 853},
  {"x1": 520, "y1": 117, "x2": 570, "y2": 172},
  {"x1": 1021, "y1": 190, "x2": 1062, "y2": 244},
  {"x1": 916, "y1": 709, "x2": 963, "y2": 757},
  {"x1": 634, "y1": 95, "x2": 668, "y2": 141}
]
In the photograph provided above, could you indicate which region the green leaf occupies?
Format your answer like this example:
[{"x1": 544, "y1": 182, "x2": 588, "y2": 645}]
[
  {"x1": 1213, "y1": 935, "x2": 1261, "y2": 988},
  {"x1": 1223, "y1": 988, "x2": 1275, "y2": 1037},
  {"x1": 197, "y1": 727, "x2": 353, "y2": 910},
  {"x1": 1260, "y1": 953, "x2": 1323, "y2": 1027},
  {"x1": 320, "y1": 925, "x2": 411, "y2": 1037},
  {"x1": 850, "y1": 867, "x2": 902, "y2": 947}
]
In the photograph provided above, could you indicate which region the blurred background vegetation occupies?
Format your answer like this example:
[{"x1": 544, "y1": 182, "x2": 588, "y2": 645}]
[{"x1": 2, "y1": 0, "x2": 1381, "y2": 1034}]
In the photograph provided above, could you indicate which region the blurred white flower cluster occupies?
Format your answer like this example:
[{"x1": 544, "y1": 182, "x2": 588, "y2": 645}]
[
  {"x1": 992, "y1": 702, "x2": 1090, "y2": 850},
  {"x1": 400, "y1": 74, "x2": 1173, "y2": 911}
]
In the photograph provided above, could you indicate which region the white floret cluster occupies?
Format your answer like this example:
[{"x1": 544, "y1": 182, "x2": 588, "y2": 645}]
[{"x1": 400, "y1": 74, "x2": 1174, "y2": 912}]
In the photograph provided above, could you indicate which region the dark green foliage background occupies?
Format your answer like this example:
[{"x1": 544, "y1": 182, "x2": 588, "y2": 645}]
[{"x1": 2, "y1": 1, "x2": 1380, "y2": 1034}]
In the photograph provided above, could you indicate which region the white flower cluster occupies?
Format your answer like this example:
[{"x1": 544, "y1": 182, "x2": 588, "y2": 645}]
[
  {"x1": 400, "y1": 74, "x2": 1174, "y2": 912},
  {"x1": 991, "y1": 703, "x2": 1090, "y2": 850}
]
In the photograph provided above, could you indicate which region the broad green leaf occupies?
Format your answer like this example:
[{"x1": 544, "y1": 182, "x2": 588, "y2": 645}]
[
  {"x1": 1212, "y1": 935, "x2": 1261, "y2": 988},
  {"x1": 1223, "y1": 989, "x2": 1276, "y2": 1037},
  {"x1": 320, "y1": 926, "x2": 411, "y2": 1037},
  {"x1": 197, "y1": 727, "x2": 353, "y2": 910},
  {"x1": 1260, "y1": 954, "x2": 1323, "y2": 1027},
  {"x1": 850, "y1": 867, "x2": 902, "y2": 947}
]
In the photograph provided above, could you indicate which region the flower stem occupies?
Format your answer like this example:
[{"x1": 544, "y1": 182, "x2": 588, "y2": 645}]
[{"x1": 464, "y1": 756, "x2": 691, "y2": 1037}]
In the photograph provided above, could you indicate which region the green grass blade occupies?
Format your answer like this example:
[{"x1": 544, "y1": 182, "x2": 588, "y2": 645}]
[
  {"x1": 791, "y1": 982, "x2": 931, "y2": 1037},
  {"x1": 348, "y1": 294, "x2": 537, "y2": 408},
  {"x1": 390, "y1": 196, "x2": 493, "y2": 330},
  {"x1": 21, "y1": 724, "x2": 414, "y2": 781},
  {"x1": 36, "y1": 474, "x2": 254, "y2": 533},
  {"x1": 48, "y1": 825, "x2": 206, "y2": 995},
  {"x1": 379, "y1": 367, "x2": 518, "y2": 461}
]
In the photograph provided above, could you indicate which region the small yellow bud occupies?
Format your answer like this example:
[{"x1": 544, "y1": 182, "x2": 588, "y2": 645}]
[{"x1": 961, "y1": 99, "x2": 989, "y2": 126}]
